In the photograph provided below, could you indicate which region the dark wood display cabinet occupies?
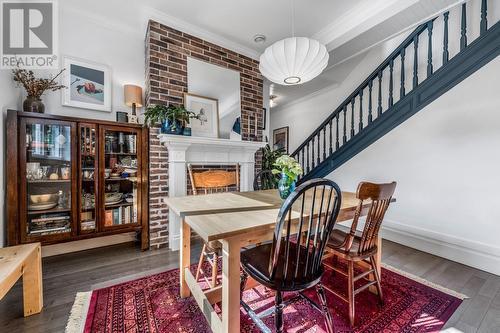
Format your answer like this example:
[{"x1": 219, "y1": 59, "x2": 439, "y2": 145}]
[{"x1": 6, "y1": 110, "x2": 149, "y2": 250}]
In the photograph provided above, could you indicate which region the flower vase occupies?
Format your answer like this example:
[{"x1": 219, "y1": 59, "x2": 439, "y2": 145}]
[
  {"x1": 160, "y1": 119, "x2": 184, "y2": 135},
  {"x1": 23, "y1": 96, "x2": 45, "y2": 113},
  {"x1": 278, "y1": 173, "x2": 296, "y2": 200}
]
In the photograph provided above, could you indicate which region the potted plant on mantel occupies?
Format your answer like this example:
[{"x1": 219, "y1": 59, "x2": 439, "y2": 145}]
[
  {"x1": 12, "y1": 68, "x2": 66, "y2": 113},
  {"x1": 272, "y1": 155, "x2": 303, "y2": 199},
  {"x1": 144, "y1": 104, "x2": 198, "y2": 135}
]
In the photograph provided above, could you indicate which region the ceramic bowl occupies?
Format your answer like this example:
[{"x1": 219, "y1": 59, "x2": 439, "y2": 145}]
[
  {"x1": 30, "y1": 193, "x2": 58, "y2": 204},
  {"x1": 105, "y1": 192, "x2": 123, "y2": 203}
]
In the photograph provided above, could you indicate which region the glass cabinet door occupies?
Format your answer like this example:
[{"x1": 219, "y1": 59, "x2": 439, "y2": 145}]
[
  {"x1": 101, "y1": 128, "x2": 139, "y2": 229},
  {"x1": 23, "y1": 120, "x2": 75, "y2": 239},
  {"x1": 79, "y1": 124, "x2": 97, "y2": 233}
]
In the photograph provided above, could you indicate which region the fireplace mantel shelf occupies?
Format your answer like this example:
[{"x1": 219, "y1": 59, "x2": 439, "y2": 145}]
[
  {"x1": 158, "y1": 134, "x2": 266, "y2": 150},
  {"x1": 158, "y1": 134, "x2": 266, "y2": 250}
]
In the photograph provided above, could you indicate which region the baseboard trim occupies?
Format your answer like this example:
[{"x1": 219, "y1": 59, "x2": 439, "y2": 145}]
[{"x1": 381, "y1": 220, "x2": 500, "y2": 276}]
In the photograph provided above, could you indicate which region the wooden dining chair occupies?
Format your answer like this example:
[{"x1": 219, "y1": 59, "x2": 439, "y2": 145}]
[
  {"x1": 188, "y1": 164, "x2": 240, "y2": 288},
  {"x1": 324, "y1": 181, "x2": 396, "y2": 327},
  {"x1": 240, "y1": 179, "x2": 342, "y2": 333},
  {"x1": 253, "y1": 169, "x2": 280, "y2": 191}
]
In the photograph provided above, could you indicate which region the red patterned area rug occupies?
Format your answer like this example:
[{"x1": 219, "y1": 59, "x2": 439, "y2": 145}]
[{"x1": 66, "y1": 260, "x2": 465, "y2": 333}]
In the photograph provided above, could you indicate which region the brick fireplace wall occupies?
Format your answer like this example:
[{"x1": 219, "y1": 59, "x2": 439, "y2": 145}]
[{"x1": 145, "y1": 20, "x2": 264, "y2": 249}]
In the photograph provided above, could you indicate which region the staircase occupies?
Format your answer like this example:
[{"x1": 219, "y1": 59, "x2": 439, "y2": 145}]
[{"x1": 293, "y1": 0, "x2": 500, "y2": 182}]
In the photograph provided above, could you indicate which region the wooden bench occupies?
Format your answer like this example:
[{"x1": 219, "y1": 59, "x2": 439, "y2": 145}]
[{"x1": 0, "y1": 243, "x2": 43, "y2": 316}]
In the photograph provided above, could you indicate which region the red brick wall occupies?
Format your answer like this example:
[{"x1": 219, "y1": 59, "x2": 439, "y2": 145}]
[{"x1": 145, "y1": 20, "x2": 264, "y2": 249}]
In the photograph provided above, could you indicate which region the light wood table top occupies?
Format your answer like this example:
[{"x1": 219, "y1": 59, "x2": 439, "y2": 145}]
[
  {"x1": 164, "y1": 190, "x2": 280, "y2": 217},
  {"x1": 184, "y1": 190, "x2": 363, "y2": 243}
]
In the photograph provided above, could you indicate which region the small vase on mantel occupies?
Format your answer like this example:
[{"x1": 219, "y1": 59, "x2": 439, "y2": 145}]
[
  {"x1": 278, "y1": 173, "x2": 296, "y2": 200},
  {"x1": 23, "y1": 96, "x2": 45, "y2": 113}
]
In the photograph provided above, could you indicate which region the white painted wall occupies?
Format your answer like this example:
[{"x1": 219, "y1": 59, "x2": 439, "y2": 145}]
[
  {"x1": 0, "y1": 1, "x2": 147, "y2": 247},
  {"x1": 270, "y1": 1, "x2": 500, "y2": 274}
]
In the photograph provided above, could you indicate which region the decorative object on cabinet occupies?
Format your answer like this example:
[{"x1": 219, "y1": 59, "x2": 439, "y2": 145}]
[
  {"x1": 124, "y1": 84, "x2": 143, "y2": 124},
  {"x1": 184, "y1": 93, "x2": 219, "y2": 138},
  {"x1": 61, "y1": 56, "x2": 112, "y2": 112},
  {"x1": 12, "y1": 67, "x2": 66, "y2": 113},
  {"x1": 6, "y1": 110, "x2": 149, "y2": 250},
  {"x1": 273, "y1": 126, "x2": 289, "y2": 153},
  {"x1": 115, "y1": 111, "x2": 128, "y2": 123},
  {"x1": 143, "y1": 104, "x2": 198, "y2": 135}
]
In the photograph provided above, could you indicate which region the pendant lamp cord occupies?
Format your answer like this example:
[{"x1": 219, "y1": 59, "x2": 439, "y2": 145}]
[{"x1": 291, "y1": 0, "x2": 295, "y2": 37}]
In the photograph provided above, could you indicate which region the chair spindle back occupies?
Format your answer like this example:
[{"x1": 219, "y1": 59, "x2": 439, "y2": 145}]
[
  {"x1": 188, "y1": 164, "x2": 240, "y2": 195},
  {"x1": 348, "y1": 182, "x2": 396, "y2": 255},
  {"x1": 269, "y1": 179, "x2": 342, "y2": 282}
]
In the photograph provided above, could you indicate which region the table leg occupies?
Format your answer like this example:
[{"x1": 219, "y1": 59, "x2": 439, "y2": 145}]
[
  {"x1": 375, "y1": 237, "x2": 382, "y2": 278},
  {"x1": 180, "y1": 218, "x2": 191, "y2": 298},
  {"x1": 221, "y1": 238, "x2": 241, "y2": 333},
  {"x1": 22, "y1": 245, "x2": 43, "y2": 317}
]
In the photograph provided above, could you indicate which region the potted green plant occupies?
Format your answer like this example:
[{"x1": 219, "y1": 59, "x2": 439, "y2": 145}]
[
  {"x1": 144, "y1": 104, "x2": 197, "y2": 135},
  {"x1": 272, "y1": 155, "x2": 303, "y2": 199},
  {"x1": 12, "y1": 68, "x2": 66, "y2": 113}
]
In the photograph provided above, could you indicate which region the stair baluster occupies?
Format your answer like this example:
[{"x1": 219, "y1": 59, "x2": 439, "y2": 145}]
[
  {"x1": 413, "y1": 35, "x2": 419, "y2": 88},
  {"x1": 311, "y1": 136, "x2": 315, "y2": 169},
  {"x1": 368, "y1": 81, "x2": 373, "y2": 123},
  {"x1": 389, "y1": 59, "x2": 394, "y2": 107},
  {"x1": 400, "y1": 49, "x2": 406, "y2": 98},
  {"x1": 481, "y1": 0, "x2": 488, "y2": 35},
  {"x1": 323, "y1": 127, "x2": 327, "y2": 161},
  {"x1": 443, "y1": 12, "x2": 450, "y2": 65},
  {"x1": 317, "y1": 133, "x2": 321, "y2": 165},
  {"x1": 335, "y1": 113, "x2": 340, "y2": 150},
  {"x1": 343, "y1": 105, "x2": 347, "y2": 144},
  {"x1": 350, "y1": 99, "x2": 355, "y2": 138},
  {"x1": 461, "y1": 3, "x2": 468, "y2": 50},
  {"x1": 427, "y1": 21, "x2": 434, "y2": 77},
  {"x1": 359, "y1": 90, "x2": 364, "y2": 131},
  {"x1": 329, "y1": 119, "x2": 333, "y2": 155},
  {"x1": 377, "y1": 72, "x2": 383, "y2": 116},
  {"x1": 306, "y1": 143, "x2": 310, "y2": 173}
]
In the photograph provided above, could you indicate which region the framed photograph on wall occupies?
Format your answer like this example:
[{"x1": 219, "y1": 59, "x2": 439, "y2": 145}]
[
  {"x1": 62, "y1": 56, "x2": 112, "y2": 112},
  {"x1": 273, "y1": 126, "x2": 289, "y2": 153},
  {"x1": 184, "y1": 93, "x2": 219, "y2": 138}
]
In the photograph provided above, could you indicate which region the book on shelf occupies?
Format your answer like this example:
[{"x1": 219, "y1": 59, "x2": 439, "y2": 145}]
[{"x1": 104, "y1": 210, "x2": 113, "y2": 226}]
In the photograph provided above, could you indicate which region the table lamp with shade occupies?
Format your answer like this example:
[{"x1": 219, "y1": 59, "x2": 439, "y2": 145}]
[{"x1": 124, "y1": 84, "x2": 143, "y2": 124}]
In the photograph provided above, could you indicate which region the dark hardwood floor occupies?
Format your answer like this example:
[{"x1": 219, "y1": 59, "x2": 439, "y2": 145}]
[{"x1": 1, "y1": 240, "x2": 499, "y2": 332}]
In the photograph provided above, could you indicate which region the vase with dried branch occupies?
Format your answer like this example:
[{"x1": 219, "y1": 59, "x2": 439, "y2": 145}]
[{"x1": 12, "y1": 68, "x2": 66, "y2": 113}]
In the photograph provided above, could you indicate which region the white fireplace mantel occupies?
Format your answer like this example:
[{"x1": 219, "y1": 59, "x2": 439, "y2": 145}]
[{"x1": 158, "y1": 134, "x2": 266, "y2": 250}]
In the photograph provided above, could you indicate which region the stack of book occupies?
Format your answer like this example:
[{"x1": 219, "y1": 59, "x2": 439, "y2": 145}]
[
  {"x1": 29, "y1": 214, "x2": 71, "y2": 235},
  {"x1": 104, "y1": 205, "x2": 137, "y2": 226}
]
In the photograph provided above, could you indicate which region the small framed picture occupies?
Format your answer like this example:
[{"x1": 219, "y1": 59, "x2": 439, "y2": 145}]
[
  {"x1": 184, "y1": 93, "x2": 219, "y2": 138},
  {"x1": 62, "y1": 56, "x2": 112, "y2": 112},
  {"x1": 273, "y1": 126, "x2": 289, "y2": 153}
]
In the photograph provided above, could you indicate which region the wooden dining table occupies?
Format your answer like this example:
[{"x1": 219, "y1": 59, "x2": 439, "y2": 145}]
[{"x1": 165, "y1": 189, "x2": 383, "y2": 333}]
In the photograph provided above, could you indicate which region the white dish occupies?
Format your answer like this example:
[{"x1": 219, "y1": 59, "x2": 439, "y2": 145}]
[{"x1": 28, "y1": 202, "x2": 58, "y2": 211}]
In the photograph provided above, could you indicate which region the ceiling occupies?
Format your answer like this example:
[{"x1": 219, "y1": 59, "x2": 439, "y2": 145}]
[{"x1": 64, "y1": 0, "x2": 465, "y2": 108}]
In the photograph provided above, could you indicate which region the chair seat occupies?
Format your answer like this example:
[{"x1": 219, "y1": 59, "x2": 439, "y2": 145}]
[
  {"x1": 241, "y1": 241, "x2": 323, "y2": 292},
  {"x1": 327, "y1": 229, "x2": 377, "y2": 260}
]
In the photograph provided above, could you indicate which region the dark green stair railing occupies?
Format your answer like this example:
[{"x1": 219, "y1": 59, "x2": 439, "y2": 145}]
[{"x1": 292, "y1": 0, "x2": 499, "y2": 182}]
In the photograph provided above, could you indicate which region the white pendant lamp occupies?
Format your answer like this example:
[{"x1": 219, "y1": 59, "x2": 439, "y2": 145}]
[{"x1": 259, "y1": 0, "x2": 329, "y2": 85}]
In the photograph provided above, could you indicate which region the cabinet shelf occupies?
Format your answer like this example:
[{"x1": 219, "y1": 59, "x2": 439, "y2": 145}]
[
  {"x1": 28, "y1": 179, "x2": 71, "y2": 184},
  {"x1": 27, "y1": 207, "x2": 71, "y2": 215}
]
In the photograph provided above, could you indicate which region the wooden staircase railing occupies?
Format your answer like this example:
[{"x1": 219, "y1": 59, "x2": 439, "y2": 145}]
[{"x1": 292, "y1": 0, "x2": 498, "y2": 182}]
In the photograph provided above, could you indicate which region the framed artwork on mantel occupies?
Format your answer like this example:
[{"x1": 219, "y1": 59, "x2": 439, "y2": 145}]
[
  {"x1": 273, "y1": 126, "x2": 289, "y2": 153},
  {"x1": 62, "y1": 56, "x2": 112, "y2": 112},
  {"x1": 184, "y1": 93, "x2": 219, "y2": 138}
]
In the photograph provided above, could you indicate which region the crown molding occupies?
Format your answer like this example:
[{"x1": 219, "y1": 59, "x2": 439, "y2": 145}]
[
  {"x1": 143, "y1": 7, "x2": 261, "y2": 60},
  {"x1": 313, "y1": 0, "x2": 420, "y2": 52}
]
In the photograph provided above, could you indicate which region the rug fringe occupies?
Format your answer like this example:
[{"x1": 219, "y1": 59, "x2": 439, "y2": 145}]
[
  {"x1": 381, "y1": 263, "x2": 469, "y2": 299},
  {"x1": 65, "y1": 292, "x2": 92, "y2": 333}
]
